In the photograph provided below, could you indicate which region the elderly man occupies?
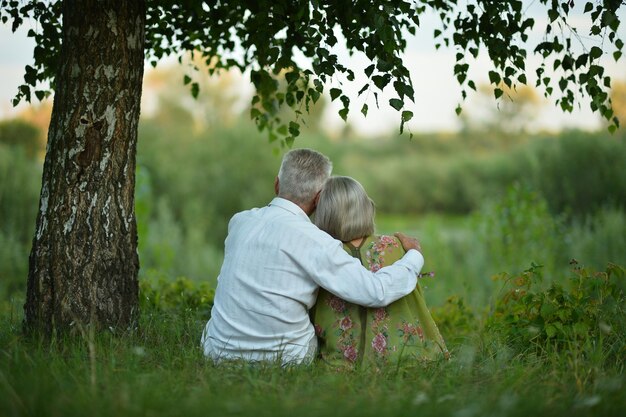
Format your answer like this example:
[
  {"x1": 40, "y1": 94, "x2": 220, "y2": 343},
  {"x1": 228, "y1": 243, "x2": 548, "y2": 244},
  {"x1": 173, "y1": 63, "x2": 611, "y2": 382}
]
[{"x1": 201, "y1": 148, "x2": 424, "y2": 365}]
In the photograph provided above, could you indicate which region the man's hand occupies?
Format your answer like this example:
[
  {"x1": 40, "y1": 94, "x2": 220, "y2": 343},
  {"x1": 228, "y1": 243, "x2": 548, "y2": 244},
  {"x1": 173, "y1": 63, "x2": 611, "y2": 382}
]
[{"x1": 394, "y1": 232, "x2": 422, "y2": 253}]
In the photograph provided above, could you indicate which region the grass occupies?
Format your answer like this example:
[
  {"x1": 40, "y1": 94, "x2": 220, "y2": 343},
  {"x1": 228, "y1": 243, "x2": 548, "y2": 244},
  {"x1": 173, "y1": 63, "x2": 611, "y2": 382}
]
[
  {"x1": 1, "y1": 260, "x2": 625, "y2": 417},
  {"x1": 4, "y1": 198, "x2": 625, "y2": 416},
  {"x1": 0, "y1": 325, "x2": 622, "y2": 417},
  {"x1": 2, "y1": 127, "x2": 625, "y2": 416}
]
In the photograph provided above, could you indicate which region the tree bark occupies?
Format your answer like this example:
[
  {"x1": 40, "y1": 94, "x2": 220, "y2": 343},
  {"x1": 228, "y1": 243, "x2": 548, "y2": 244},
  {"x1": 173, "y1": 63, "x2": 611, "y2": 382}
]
[{"x1": 24, "y1": 0, "x2": 146, "y2": 335}]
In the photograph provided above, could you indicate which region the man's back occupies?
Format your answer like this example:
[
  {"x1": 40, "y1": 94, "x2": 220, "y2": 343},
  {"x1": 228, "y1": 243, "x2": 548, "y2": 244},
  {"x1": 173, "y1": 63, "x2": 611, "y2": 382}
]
[{"x1": 202, "y1": 198, "x2": 324, "y2": 364}]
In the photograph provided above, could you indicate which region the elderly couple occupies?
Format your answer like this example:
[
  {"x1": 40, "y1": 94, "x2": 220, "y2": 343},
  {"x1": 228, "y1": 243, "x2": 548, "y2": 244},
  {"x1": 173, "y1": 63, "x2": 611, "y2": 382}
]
[{"x1": 201, "y1": 148, "x2": 448, "y2": 368}]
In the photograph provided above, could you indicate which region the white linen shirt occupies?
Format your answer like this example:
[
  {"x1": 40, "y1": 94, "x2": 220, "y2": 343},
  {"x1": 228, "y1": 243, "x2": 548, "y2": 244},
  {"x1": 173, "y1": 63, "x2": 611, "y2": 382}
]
[{"x1": 201, "y1": 197, "x2": 424, "y2": 365}]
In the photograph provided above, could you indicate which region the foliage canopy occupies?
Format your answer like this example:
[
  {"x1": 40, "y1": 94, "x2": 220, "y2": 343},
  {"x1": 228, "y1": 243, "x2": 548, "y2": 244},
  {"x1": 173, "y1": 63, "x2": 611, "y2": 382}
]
[{"x1": 2, "y1": 0, "x2": 625, "y2": 139}]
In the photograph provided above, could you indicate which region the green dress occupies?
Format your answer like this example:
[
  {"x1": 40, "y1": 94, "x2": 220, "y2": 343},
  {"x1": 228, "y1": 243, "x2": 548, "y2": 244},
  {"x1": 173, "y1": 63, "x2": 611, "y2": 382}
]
[{"x1": 312, "y1": 235, "x2": 448, "y2": 369}]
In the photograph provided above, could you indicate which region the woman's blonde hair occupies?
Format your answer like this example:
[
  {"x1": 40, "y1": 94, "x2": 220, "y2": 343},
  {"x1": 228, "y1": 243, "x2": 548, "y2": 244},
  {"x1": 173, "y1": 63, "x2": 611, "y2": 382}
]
[{"x1": 314, "y1": 176, "x2": 375, "y2": 242}]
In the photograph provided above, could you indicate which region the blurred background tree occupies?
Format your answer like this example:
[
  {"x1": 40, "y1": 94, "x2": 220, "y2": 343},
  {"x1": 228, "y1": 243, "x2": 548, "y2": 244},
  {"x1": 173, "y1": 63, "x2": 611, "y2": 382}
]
[
  {"x1": 0, "y1": 119, "x2": 40, "y2": 158},
  {"x1": 460, "y1": 83, "x2": 544, "y2": 138},
  {"x1": 143, "y1": 56, "x2": 246, "y2": 131},
  {"x1": 609, "y1": 80, "x2": 626, "y2": 133}
]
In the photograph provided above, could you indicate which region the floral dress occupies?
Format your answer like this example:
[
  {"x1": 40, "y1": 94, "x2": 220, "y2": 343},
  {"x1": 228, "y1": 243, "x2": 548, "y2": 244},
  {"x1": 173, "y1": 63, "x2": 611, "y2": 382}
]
[{"x1": 312, "y1": 235, "x2": 448, "y2": 369}]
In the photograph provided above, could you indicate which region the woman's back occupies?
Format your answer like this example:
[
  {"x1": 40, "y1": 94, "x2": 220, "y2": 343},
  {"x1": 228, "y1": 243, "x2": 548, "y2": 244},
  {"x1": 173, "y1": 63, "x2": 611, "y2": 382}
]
[{"x1": 313, "y1": 235, "x2": 448, "y2": 369}]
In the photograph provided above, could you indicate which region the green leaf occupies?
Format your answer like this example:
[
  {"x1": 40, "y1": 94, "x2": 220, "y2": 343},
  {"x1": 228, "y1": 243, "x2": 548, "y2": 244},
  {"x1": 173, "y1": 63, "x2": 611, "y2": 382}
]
[
  {"x1": 183, "y1": 75, "x2": 192, "y2": 85},
  {"x1": 590, "y1": 46, "x2": 602, "y2": 59},
  {"x1": 401, "y1": 110, "x2": 413, "y2": 122},
  {"x1": 573, "y1": 322, "x2": 589, "y2": 336},
  {"x1": 330, "y1": 88, "x2": 341, "y2": 101},
  {"x1": 339, "y1": 108, "x2": 349, "y2": 121},
  {"x1": 288, "y1": 121, "x2": 300, "y2": 137},
  {"x1": 35, "y1": 90, "x2": 46, "y2": 101},
  {"x1": 401, "y1": 84, "x2": 415, "y2": 101},
  {"x1": 376, "y1": 60, "x2": 393, "y2": 72},
  {"x1": 583, "y1": 2, "x2": 593, "y2": 13},
  {"x1": 540, "y1": 302, "x2": 556, "y2": 319},
  {"x1": 455, "y1": 105, "x2": 462, "y2": 116},
  {"x1": 561, "y1": 55, "x2": 573, "y2": 71},
  {"x1": 286, "y1": 92, "x2": 295, "y2": 107},
  {"x1": 24, "y1": 65, "x2": 36, "y2": 85},
  {"x1": 389, "y1": 98, "x2": 403, "y2": 111},
  {"x1": 191, "y1": 82, "x2": 199, "y2": 99},
  {"x1": 394, "y1": 81, "x2": 407, "y2": 99},
  {"x1": 372, "y1": 75, "x2": 390, "y2": 90},
  {"x1": 548, "y1": 8, "x2": 559, "y2": 22},
  {"x1": 308, "y1": 88, "x2": 321, "y2": 103},
  {"x1": 488, "y1": 71, "x2": 501, "y2": 85},
  {"x1": 285, "y1": 71, "x2": 299, "y2": 84},
  {"x1": 494, "y1": 88, "x2": 503, "y2": 99},
  {"x1": 606, "y1": 11, "x2": 619, "y2": 32}
]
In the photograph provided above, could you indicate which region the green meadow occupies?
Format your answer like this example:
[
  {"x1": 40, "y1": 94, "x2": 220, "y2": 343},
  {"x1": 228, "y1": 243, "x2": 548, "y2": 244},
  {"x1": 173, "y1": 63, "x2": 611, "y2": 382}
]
[{"x1": 1, "y1": 109, "x2": 625, "y2": 416}]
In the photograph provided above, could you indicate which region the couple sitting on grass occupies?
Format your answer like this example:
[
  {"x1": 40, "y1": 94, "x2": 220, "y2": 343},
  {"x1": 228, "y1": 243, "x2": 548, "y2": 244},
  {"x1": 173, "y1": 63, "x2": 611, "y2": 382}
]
[{"x1": 201, "y1": 148, "x2": 448, "y2": 368}]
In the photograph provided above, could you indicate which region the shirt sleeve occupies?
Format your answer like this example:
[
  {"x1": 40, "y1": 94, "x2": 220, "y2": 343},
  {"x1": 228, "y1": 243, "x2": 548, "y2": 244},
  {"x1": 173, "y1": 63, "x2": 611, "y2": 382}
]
[{"x1": 306, "y1": 239, "x2": 423, "y2": 307}]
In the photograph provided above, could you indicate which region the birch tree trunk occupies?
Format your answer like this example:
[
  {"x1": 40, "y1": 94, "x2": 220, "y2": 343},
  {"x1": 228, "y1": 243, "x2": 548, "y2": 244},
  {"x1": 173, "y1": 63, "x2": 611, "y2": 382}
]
[{"x1": 24, "y1": 0, "x2": 146, "y2": 334}]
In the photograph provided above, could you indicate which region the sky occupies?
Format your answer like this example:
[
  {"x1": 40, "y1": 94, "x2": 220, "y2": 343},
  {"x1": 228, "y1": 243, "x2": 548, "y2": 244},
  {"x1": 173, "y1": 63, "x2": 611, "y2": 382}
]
[{"x1": 1, "y1": 5, "x2": 625, "y2": 137}]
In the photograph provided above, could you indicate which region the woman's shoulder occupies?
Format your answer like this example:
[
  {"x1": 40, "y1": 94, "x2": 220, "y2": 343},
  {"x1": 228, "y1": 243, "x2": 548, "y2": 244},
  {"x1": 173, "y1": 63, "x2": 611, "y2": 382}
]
[
  {"x1": 370, "y1": 234, "x2": 401, "y2": 246},
  {"x1": 363, "y1": 235, "x2": 404, "y2": 271}
]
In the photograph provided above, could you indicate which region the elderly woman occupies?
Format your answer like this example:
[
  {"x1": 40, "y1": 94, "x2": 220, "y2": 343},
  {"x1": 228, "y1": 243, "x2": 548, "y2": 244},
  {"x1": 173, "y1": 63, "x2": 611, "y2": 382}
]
[{"x1": 312, "y1": 176, "x2": 448, "y2": 369}]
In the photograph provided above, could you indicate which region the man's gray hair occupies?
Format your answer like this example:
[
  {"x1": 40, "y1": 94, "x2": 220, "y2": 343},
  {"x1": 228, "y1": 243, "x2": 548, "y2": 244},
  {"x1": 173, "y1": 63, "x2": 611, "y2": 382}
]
[
  {"x1": 314, "y1": 176, "x2": 375, "y2": 242},
  {"x1": 278, "y1": 148, "x2": 332, "y2": 205}
]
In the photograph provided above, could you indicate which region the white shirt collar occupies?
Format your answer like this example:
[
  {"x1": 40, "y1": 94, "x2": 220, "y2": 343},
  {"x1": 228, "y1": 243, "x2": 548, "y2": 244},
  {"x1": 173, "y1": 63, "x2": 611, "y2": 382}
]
[{"x1": 268, "y1": 197, "x2": 311, "y2": 222}]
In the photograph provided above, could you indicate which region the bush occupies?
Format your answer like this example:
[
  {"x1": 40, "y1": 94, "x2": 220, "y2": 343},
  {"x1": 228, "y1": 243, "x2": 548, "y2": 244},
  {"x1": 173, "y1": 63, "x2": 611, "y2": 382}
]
[
  {"x1": 567, "y1": 206, "x2": 626, "y2": 271},
  {"x1": 139, "y1": 274, "x2": 214, "y2": 321},
  {"x1": 0, "y1": 144, "x2": 41, "y2": 299},
  {"x1": 525, "y1": 133, "x2": 626, "y2": 216},
  {"x1": 0, "y1": 119, "x2": 41, "y2": 158},
  {"x1": 300, "y1": 131, "x2": 626, "y2": 217},
  {"x1": 476, "y1": 184, "x2": 568, "y2": 277},
  {"x1": 136, "y1": 120, "x2": 278, "y2": 283},
  {"x1": 487, "y1": 262, "x2": 626, "y2": 365}
]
